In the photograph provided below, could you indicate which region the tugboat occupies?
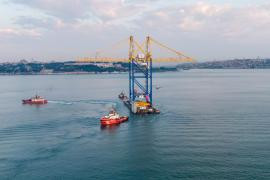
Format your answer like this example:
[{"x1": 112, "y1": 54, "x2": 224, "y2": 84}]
[
  {"x1": 22, "y1": 95, "x2": 48, "y2": 105},
  {"x1": 100, "y1": 109, "x2": 128, "y2": 126}
]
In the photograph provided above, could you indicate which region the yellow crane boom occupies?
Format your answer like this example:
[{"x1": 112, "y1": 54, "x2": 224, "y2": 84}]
[{"x1": 77, "y1": 36, "x2": 195, "y2": 63}]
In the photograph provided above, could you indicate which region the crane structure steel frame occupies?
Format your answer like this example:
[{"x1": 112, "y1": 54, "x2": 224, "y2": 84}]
[
  {"x1": 76, "y1": 35, "x2": 195, "y2": 112},
  {"x1": 128, "y1": 36, "x2": 153, "y2": 105}
]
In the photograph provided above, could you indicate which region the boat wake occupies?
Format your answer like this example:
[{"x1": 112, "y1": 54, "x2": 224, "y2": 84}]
[
  {"x1": 75, "y1": 100, "x2": 116, "y2": 105},
  {"x1": 48, "y1": 101, "x2": 73, "y2": 105},
  {"x1": 48, "y1": 100, "x2": 117, "y2": 106}
]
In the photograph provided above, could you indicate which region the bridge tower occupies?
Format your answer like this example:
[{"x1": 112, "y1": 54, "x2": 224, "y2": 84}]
[{"x1": 129, "y1": 36, "x2": 153, "y2": 106}]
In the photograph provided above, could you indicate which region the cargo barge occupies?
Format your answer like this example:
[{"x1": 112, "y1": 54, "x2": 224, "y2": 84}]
[{"x1": 119, "y1": 92, "x2": 160, "y2": 114}]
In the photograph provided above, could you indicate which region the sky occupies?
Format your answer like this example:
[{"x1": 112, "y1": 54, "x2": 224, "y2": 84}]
[{"x1": 0, "y1": 0, "x2": 270, "y2": 62}]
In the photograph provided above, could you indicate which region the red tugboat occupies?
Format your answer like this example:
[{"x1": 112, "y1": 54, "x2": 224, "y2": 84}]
[
  {"x1": 22, "y1": 95, "x2": 48, "y2": 105},
  {"x1": 100, "y1": 109, "x2": 128, "y2": 126}
]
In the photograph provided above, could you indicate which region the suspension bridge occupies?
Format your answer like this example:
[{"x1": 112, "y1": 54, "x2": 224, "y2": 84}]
[{"x1": 77, "y1": 36, "x2": 195, "y2": 114}]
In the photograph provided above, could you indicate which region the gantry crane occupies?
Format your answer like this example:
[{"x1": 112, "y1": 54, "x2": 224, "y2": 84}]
[{"x1": 77, "y1": 36, "x2": 195, "y2": 114}]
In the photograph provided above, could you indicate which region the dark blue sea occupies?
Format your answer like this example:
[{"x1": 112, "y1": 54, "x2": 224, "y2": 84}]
[{"x1": 0, "y1": 70, "x2": 270, "y2": 179}]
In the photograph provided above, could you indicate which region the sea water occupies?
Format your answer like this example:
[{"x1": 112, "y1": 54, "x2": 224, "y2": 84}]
[{"x1": 0, "y1": 70, "x2": 270, "y2": 179}]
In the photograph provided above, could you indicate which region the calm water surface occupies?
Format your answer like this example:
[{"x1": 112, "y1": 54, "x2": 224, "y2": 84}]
[{"x1": 0, "y1": 70, "x2": 270, "y2": 179}]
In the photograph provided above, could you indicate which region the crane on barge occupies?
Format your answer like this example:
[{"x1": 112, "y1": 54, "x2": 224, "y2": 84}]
[{"x1": 77, "y1": 36, "x2": 195, "y2": 114}]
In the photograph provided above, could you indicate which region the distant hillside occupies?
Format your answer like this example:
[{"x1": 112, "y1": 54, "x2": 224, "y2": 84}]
[
  {"x1": 2, "y1": 59, "x2": 270, "y2": 75},
  {"x1": 0, "y1": 61, "x2": 177, "y2": 75},
  {"x1": 177, "y1": 59, "x2": 270, "y2": 69}
]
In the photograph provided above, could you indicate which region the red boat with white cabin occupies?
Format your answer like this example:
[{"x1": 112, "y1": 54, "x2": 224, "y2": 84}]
[
  {"x1": 22, "y1": 95, "x2": 48, "y2": 105},
  {"x1": 100, "y1": 109, "x2": 128, "y2": 126}
]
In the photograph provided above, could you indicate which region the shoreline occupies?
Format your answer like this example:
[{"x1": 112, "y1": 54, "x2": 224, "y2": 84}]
[
  {"x1": 0, "y1": 72, "x2": 129, "y2": 76},
  {"x1": 1, "y1": 68, "x2": 270, "y2": 76}
]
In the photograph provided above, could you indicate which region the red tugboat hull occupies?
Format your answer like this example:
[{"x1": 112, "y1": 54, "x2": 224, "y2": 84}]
[
  {"x1": 100, "y1": 116, "x2": 128, "y2": 126},
  {"x1": 22, "y1": 99, "x2": 48, "y2": 104}
]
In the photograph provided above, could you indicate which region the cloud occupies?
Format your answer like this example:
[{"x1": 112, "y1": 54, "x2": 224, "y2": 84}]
[
  {"x1": 9, "y1": 0, "x2": 150, "y2": 23},
  {"x1": 178, "y1": 17, "x2": 203, "y2": 32},
  {"x1": 0, "y1": 27, "x2": 41, "y2": 37},
  {"x1": 10, "y1": 0, "x2": 93, "y2": 22},
  {"x1": 2, "y1": 0, "x2": 270, "y2": 61},
  {"x1": 139, "y1": 2, "x2": 270, "y2": 38},
  {"x1": 8, "y1": 0, "x2": 270, "y2": 35},
  {"x1": 14, "y1": 16, "x2": 66, "y2": 30}
]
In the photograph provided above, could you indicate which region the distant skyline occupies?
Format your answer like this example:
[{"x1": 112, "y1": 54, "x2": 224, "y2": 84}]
[{"x1": 1, "y1": 0, "x2": 270, "y2": 62}]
